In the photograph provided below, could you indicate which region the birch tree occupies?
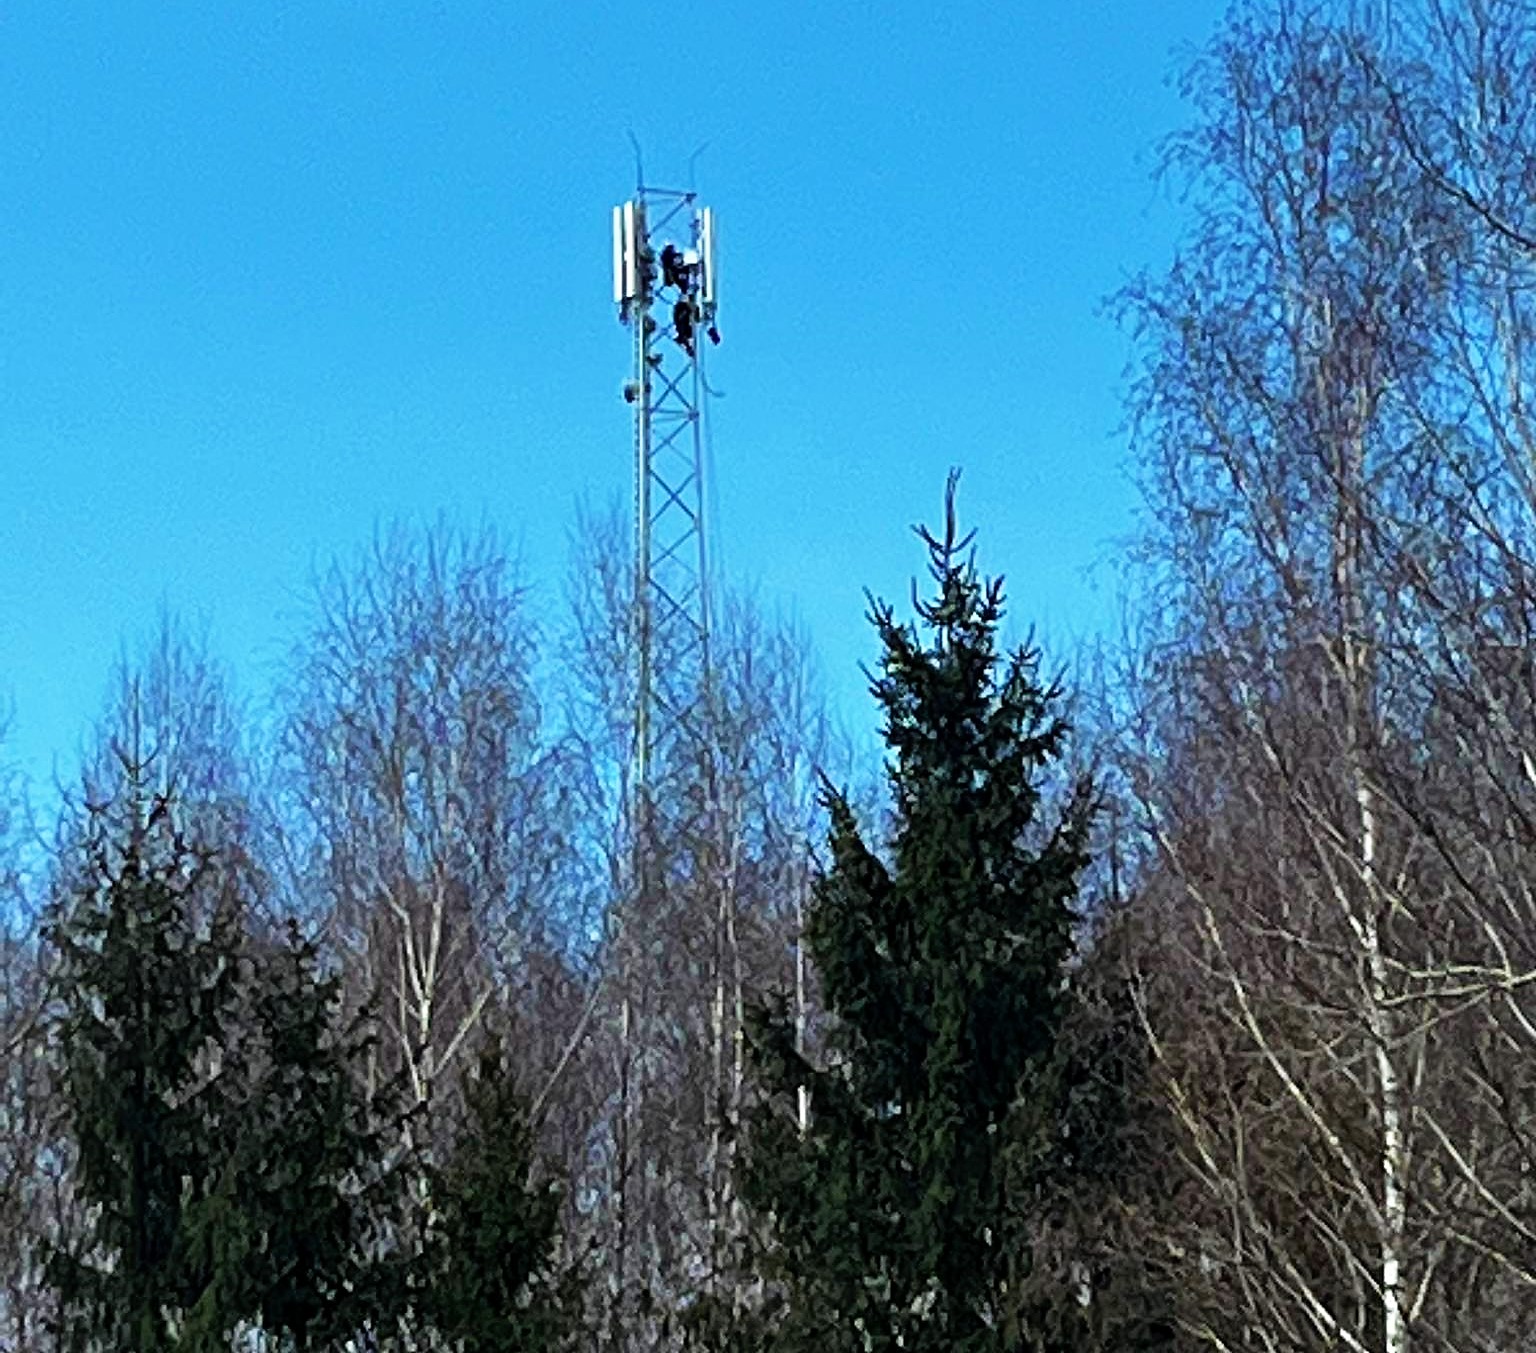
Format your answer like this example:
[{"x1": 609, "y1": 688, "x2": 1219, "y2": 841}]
[
  {"x1": 555, "y1": 508, "x2": 837, "y2": 1352},
  {"x1": 1113, "y1": 3, "x2": 1536, "y2": 1348},
  {"x1": 277, "y1": 521, "x2": 571, "y2": 1161}
]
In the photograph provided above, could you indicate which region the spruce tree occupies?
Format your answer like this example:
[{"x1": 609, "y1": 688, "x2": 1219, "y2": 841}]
[
  {"x1": 44, "y1": 761, "x2": 242, "y2": 1352},
  {"x1": 1006, "y1": 917, "x2": 1179, "y2": 1351},
  {"x1": 739, "y1": 478, "x2": 1095, "y2": 1353},
  {"x1": 417, "y1": 1029, "x2": 573, "y2": 1353},
  {"x1": 179, "y1": 916, "x2": 412, "y2": 1352}
]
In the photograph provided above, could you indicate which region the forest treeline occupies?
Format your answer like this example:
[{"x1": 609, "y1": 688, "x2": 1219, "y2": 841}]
[{"x1": 6, "y1": 0, "x2": 1536, "y2": 1348}]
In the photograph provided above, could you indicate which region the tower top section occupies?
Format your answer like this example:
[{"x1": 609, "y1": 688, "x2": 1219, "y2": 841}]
[{"x1": 612, "y1": 195, "x2": 719, "y2": 355}]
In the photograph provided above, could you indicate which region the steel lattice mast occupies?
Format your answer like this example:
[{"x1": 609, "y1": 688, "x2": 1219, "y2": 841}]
[
  {"x1": 612, "y1": 186, "x2": 719, "y2": 812},
  {"x1": 607, "y1": 177, "x2": 722, "y2": 1350}
]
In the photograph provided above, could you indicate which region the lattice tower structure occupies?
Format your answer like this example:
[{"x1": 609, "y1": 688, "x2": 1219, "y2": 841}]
[
  {"x1": 606, "y1": 183, "x2": 723, "y2": 1352},
  {"x1": 612, "y1": 188, "x2": 719, "y2": 846}
]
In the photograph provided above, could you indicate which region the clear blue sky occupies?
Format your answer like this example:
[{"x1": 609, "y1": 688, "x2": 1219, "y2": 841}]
[{"x1": 0, "y1": 1, "x2": 1229, "y2": 809}]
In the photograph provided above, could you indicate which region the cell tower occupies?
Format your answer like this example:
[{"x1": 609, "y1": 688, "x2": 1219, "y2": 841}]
[
  {"x1": 611, "y1": 185, "x2": 720, "y2": 803},
  {"x1": 607, "y1": 178, "x2": 722, "y2": 1349}
]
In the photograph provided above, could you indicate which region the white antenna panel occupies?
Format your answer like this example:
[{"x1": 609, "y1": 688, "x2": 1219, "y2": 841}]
[
  {"x1": 699, "y1": 208, "x2": 717, "y2": 306},
  {"x1": 612, "y1": 206, "x2": 625, "y2": 304},
  {"x1": 622, "y1": 201, "x2": 638, "y2": 302}
]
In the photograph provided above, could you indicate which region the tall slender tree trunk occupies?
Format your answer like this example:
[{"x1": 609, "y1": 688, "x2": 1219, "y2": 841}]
[
  {"x1": 1332, "y1": 361, "x2": 1406, "y2": 1353},
  {"x1": 793, "y1": 847, "x2": 810, "y2": 1135},
  {"x1": 612, "y1": 990, "x2": 633, "y2": 1353}
]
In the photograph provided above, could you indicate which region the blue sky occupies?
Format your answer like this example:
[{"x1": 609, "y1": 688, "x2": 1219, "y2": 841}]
[{"x1": 0, "y1": 1, "x2": 1229, "y2": 810}]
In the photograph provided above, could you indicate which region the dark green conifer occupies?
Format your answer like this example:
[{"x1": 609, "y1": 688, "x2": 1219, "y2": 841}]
[
  {"x1": 738, "y1": 477, "x2": 1095, "y2": 1353},
  {"x1": 44, "y1": 760, "x2": 241, "y2": 1353},
  {"x1": 417, "y1": 1029, "x2": 573, "y2": 1353},
  {"x1": 180, "y1": 916, "x2": 412, "y2": 1352}
]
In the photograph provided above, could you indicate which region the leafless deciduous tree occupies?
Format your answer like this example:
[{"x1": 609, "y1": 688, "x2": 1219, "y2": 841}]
[
  {"x1": 277, "y1": 520, "x2": 575, "y2": 1175},
  {"x1": 1113, "y1": 4, "x2": 1536, "y2": 1350},
  {"x1": 553, "y1": 507, "x2": 842, "y2": 1352}
]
